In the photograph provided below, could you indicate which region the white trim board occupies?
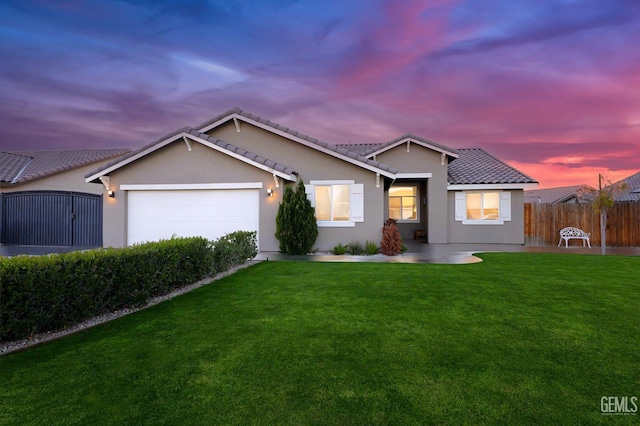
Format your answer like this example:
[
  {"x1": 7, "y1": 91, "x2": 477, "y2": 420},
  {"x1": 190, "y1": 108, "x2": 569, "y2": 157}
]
[
  {"x1": 310, "y1": 179, "x2": 355, "y2": 185},
  {"x1": 396, "y1": 173, "x2": 433, "y2": 179},
  {"x1": 365, "y1": 138, "x2": 459, "y2": 159},
  {"x1": 462, "y1": 219, "x2": 505, "y2": 225},
  {"x1": 120, "y1": 183, "x2": 263, "y2": 191}
]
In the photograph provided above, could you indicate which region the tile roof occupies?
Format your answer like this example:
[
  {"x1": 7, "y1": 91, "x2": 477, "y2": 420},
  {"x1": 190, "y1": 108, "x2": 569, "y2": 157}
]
[
  {"x1": 335, "y1": 143, "x2": 385, "y2": 157},
  {"x1": 615, "y1": 171, "x2": 640, "y2": 201},
  {"x1": 337, "y1": 134, "x2": 459, "y2": 158},
  {"x1": 338, "y1": 143, "x2": 534, "y2": 186},
  {"x1": 524, "y1": 185, "x2": 592, "y2": 204},
  {"x1": 447, "y1": 148, "x2": 538, "y2": 185},
  {"x1": 196, "y1": 107, "x2": 398, "y2": 175},
  {"x1": 0, "y1": 151, "x2": 33, "y2": 183},
  {"x1": 86, "y1": 127, "x2": 297, "y2": 180},
  {"x1": 85, "y1": 108, "x2": 536, "y2": 187},
  {"x1": 1, "y1": 149, "x2": 130, "y2": 184}
]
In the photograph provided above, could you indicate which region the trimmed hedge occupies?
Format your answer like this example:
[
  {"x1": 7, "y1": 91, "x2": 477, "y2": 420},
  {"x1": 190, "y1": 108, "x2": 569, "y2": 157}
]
[
  {"x1": 213, "y1": 231, "x2": 258, "y2": 273},
  {"x1": 0, "y1": 231, "x2": 257, "y2": 342}
]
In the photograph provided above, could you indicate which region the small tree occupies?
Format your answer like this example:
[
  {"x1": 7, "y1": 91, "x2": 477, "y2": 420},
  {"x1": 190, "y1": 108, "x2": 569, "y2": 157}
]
[
  {"x1": 380, "y1": 218, "x2": 403, "y2": 256},
  {"x1": 579, "y1": 174, "x2": 628, "y2": 255},
  {"x1": 275, "y1": 180, "x2": 318, "y2": 254}
]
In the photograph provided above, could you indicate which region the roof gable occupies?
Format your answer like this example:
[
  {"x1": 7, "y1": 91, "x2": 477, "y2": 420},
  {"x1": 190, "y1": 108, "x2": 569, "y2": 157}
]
[
  {"x1": 85, "y1": 127, "x2": 298, "y2": 183},
  {"x1": 196, "y1": 108, "x2": 398, "y2": 178},
  {"x1": 338, "y1": 134, "x2": 459, "y2": 159},
  {"x1": 1, "y1": 149, "x2": 130, "y2": 185}
]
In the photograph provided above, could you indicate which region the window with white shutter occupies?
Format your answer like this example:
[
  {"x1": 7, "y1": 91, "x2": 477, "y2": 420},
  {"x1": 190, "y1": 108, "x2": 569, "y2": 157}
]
[
  {"x1": 454, "y1": 191, "x2": 511, "y2": 225},
  {"x1": 307, "y1": 180, "x2": 364, "y2": 227}
]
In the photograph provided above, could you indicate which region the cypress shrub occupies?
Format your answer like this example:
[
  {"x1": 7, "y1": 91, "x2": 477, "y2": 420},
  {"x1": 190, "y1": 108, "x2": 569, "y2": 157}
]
[{"x1": 275, "y1": 180, "x2": 318, "y2": 254}]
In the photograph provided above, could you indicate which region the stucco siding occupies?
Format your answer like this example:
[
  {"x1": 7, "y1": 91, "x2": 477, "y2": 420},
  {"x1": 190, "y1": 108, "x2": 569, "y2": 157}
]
[
  {"x1": 447, "y1": 190, "x2": 525, "y2": 244},
  {"x1": 208, "y1": 121, "x2": 386, "y2": 251},
  {"x1": 374, "y1": 142, "x2": 447, "y2": 174},
  {"x1": 376, "y1": 144, "x2": 450, "y2": 243},
  {"x1": 208, "y1": 121, "x2": 378, "y2": 182},
  {"x1": 102, "y1": 132, "x2": 385, "y2": 252}
]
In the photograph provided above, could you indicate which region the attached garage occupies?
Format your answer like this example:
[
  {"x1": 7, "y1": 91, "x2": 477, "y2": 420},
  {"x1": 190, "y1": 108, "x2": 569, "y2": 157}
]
[
  {"x1": 124, "y1": 184, "x2": 260, "y2": 245},
  {"x1": 85, "y1": 127, "x2": 298, "y2": 250}
]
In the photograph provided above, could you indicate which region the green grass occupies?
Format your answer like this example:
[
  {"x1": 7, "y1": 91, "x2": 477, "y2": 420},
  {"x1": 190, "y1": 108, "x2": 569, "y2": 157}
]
[{"x1": 1, "y1": 253, "x2": 639, "y2": 425}]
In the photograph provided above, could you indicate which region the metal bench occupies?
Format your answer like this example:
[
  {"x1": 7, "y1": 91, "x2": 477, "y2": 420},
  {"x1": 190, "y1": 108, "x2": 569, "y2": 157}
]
[{"x1": 558, "y1": 227, "x2": 591, "y2": 248}]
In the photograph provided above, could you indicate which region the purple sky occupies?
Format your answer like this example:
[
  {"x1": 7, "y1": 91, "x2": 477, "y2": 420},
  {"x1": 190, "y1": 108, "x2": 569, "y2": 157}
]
[{"x1": 1, "y1": 0, "x2": 639, "y2": 188}]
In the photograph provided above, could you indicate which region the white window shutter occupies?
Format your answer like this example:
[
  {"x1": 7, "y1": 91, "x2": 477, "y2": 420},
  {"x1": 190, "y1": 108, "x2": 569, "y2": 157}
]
[
  {"x1": 350, "y1": 183, "x2": 364, "y2": 222},
  {"x1": 304, "y1": 184, "x2": 315, "y2": 207},
  {"x1": 454, "y1": 192, "x2": 466, "y2": 221},
  {"x1": 500, "y1": 191, "x2": 511, "y2": 221}
]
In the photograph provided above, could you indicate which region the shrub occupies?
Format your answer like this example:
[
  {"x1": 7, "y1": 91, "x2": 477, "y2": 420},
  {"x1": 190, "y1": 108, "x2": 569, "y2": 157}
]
[
  {"x1": 331, "y1": 243, "x2": 349, "y2": 255},
  {"x1": 348, "y1": 241, "x2": 364, "y2": 255},
  {"x1": 365, "y1": 241, "x2": 379, "y2": 255},
  {"x1": 0, "y1": 232, "x2": 257, "y2": 342},
  {"x1": 212, "y1": 231, "x2": 258, "y2": 273},
  {"x1": 275, "y1": 180, "x2": 318, "y2": 255},
  {"x1": 381, "y1": 219, "x2": 403, "y2": 256}
]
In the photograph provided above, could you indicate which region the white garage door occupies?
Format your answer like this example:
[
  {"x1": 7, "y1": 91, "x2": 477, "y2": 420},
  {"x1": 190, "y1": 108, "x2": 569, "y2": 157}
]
[{"x1": 127, "y1": 189, "x2": 259, "y2": 245}]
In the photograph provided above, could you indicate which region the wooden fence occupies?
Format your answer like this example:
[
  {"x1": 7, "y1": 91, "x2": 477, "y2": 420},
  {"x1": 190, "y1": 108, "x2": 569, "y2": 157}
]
[{"x1": 524, "y1": 202, "x2": 640, "y2": 246}]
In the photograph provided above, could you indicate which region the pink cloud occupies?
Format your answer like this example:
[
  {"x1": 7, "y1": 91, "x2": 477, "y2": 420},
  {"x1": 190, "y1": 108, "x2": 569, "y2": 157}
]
[
  {"x1": 511, "y1": 160, "x2": 635, "y2": 190},
  {"x1": 332, "y1": 1, "x2": 460, "y2": 93}
]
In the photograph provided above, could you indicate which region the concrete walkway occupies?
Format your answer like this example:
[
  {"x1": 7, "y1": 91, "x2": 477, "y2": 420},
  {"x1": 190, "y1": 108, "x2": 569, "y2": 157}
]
[
  {"x1": 254, "y1": 242, "x2": 640, "y2": 264},
  {"x1": 3, "y1": 243, "x2": 639, "y2": 264}
]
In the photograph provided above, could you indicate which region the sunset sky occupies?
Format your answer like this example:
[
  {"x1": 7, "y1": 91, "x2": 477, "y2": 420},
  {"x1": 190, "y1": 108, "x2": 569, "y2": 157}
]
[{"x1": 1, "y1": 0, "x2": 638, "y2": 188}]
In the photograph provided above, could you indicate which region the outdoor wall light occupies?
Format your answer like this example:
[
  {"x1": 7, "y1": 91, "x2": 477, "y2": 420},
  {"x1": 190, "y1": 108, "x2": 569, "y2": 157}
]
[
  {"x1": 107, "y1": 190, "x2": 115, "y2": 198},
  {"x1": 267, "y1": 188, "x2": 273, "y2": 197}
]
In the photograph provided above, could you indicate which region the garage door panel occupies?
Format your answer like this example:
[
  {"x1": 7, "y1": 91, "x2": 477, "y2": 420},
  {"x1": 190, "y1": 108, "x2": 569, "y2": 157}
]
[{"x1": 127, "y1": 189, "x2": 259, "y2": 245}]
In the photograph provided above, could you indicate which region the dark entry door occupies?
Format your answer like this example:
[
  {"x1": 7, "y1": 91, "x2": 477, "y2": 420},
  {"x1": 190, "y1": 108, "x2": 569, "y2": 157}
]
[{"x1": 1, "y1": 191, "x2": 102, "y2": 246}]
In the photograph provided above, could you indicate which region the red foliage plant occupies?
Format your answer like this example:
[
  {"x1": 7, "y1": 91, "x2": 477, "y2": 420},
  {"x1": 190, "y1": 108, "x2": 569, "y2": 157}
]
[{"x1": 381, "y1": 218, "x2": 403, "y2": 256}]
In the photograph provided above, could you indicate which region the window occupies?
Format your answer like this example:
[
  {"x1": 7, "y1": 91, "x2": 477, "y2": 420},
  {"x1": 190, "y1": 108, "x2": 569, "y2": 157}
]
[
  {"x1": 465, "y1": 192, "x2": 499, "y2": 220},
  {"x1": 455, "y1": 191, "x2": 511, "y2": 224},
  {"x1": 315, "y1": 184, "x2": 350, "y2": 221},
  {"x1": 305, "y1": 181, "x2": 364, "y2": 227},
  {"x1": 389, "y1": 185, "x2": 418, "y2": 222}
]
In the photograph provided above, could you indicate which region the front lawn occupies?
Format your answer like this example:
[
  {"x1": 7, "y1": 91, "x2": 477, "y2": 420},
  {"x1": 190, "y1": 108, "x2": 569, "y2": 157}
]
[{"x1": 1, "y1": 253, "x2": 639, "y2": 425}]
